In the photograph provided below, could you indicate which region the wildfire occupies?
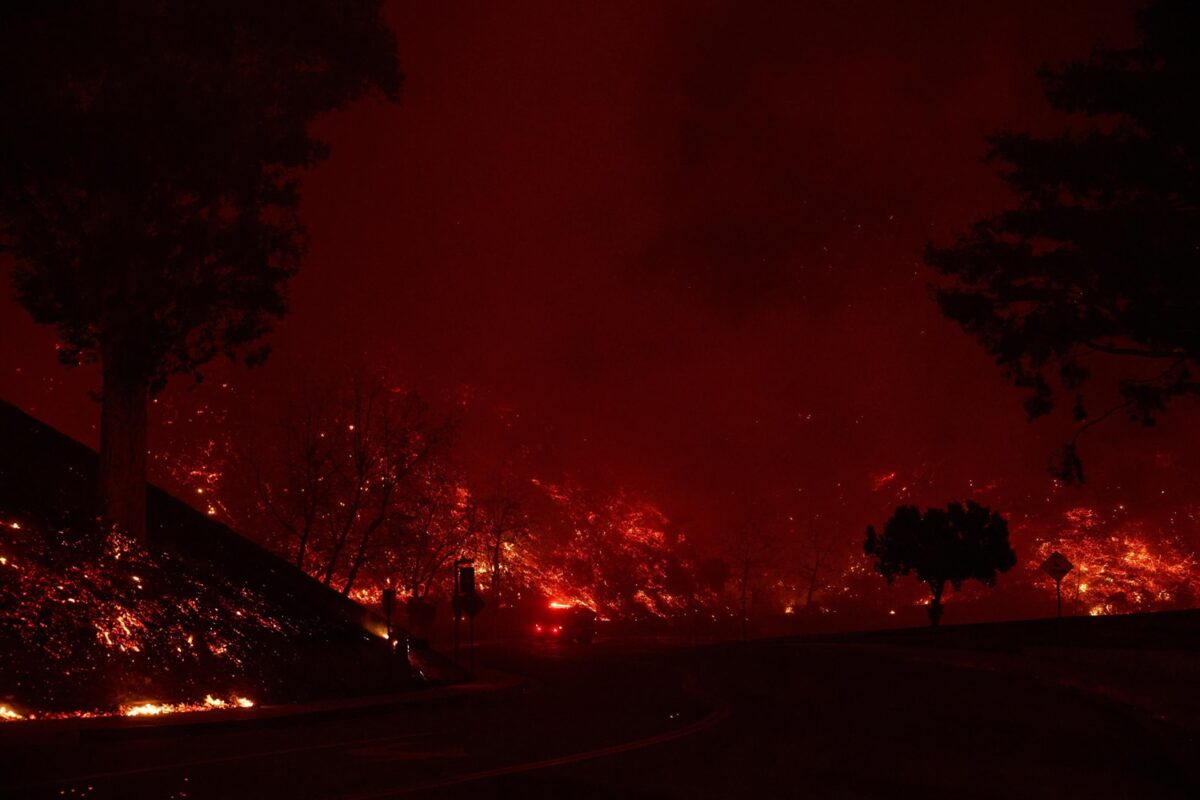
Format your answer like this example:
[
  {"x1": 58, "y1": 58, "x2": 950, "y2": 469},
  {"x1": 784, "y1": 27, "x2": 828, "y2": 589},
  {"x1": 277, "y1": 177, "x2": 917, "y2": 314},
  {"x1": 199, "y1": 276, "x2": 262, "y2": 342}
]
[
  {"x1": 94, "y1": 610, "x2": 148, "y2": 653},
  {"x1": 1027, "y1": 507, "x2": 1200, "y2": 616},
  {"x1": 153, "y1": 377, "x2": 725, "y2": 627},
  {"x1": 345, "y1": 479, "x2": 702, "y2": 622},
  {"x1": 348, "y1": 586, "x2": 378, "y2": 605},
  {"x1": 0, "y1": 695, "x2": 258, "y2": 722},
  {"x1": 515, "y1": 482, "x2": 696, "y2": 618},
  {"x1": 0, "y1": 512, "x2": 338, "y2": 719},
  {"x1": 122, "y1": 695, "x2": 255, "y2": 717}
]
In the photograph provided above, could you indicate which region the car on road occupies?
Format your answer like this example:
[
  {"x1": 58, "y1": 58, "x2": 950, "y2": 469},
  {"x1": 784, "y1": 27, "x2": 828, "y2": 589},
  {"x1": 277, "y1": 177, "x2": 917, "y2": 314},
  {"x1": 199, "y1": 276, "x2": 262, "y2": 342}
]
[{"x1": 533, "y1": 604, "x2": 596, "y2": 644}]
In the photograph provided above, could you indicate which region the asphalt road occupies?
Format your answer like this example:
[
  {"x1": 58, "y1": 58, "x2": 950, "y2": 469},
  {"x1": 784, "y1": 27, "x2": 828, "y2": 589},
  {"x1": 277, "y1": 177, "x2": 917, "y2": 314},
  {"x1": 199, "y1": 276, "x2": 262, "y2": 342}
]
[{"x1": 1, "y1": 637, "x2": 1192, "y2": 799}]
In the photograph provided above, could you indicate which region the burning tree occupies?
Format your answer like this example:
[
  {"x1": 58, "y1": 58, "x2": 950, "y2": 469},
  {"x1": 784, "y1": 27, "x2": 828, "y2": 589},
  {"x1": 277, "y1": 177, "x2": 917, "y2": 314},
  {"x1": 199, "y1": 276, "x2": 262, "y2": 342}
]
[
  {"x1": 472, "y1": 485, "x2": 530, "y2": 635},
  {"x1": 158, "y1": 374, "x2": 728, "y2": 626},
  {"x1": 519, "y1": 482, "x2": 704, "y2": 619},
  {"x1": 865, "y1": 502, "x2": 1016, "y2": 627},
  {"x1": 380, "y1": 463, "x2": 477, "y2": 601},
  {"x1": 0, "y1": 1, "x2": 400, "y2": 541},
  {"x1": 251, "y1": 375, "x2": 451, "y2": 596}
]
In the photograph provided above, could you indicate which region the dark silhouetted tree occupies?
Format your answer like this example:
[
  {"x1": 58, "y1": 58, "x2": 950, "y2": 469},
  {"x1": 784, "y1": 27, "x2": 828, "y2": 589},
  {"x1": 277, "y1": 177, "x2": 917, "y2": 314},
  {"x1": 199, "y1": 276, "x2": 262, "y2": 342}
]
[
  {"x1": 728, "y1": 509, "x2": 777, "y2": 641},
  {"x1": 386, "y1": 458, "x2": 477, "y2": 602},
  {"x1": 249, "y1": 373, "x2": 450, "y2": 596},
  {"x1": 793, "y1": 491, "x2": 846, "y2": 614},
  {"x1": 864, "y1": 502, "x2": 1016, "y2": 627},
  {"x1": 474, "y1": 486, "x2": 529, "y2": 638},
  {"x1": 0, "y1": 2, "x2": 400, "y2": 541},
  {"x1": 926, "y1": 0, "x2": 1200, "y2": 483}
]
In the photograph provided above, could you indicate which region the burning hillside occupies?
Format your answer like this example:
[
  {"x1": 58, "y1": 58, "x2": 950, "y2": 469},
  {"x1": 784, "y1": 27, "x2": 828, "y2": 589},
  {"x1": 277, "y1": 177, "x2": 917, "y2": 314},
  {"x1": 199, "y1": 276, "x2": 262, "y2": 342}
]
[
  {"x1": 0, "y1": 401, "x2": 414, "y2": 721},
  {"x1": 142, "y1": 379, "x2": 1200, "y2": 635},
  {"x1": 0, "y1": 516, "x2": 407, "y2": 719},
  {"x1": 1026, "y1": 506, "x2": 1200, "y2": 617},
  {"x1": 149, "y1": 377, "x2": 726, "y2": 626}
]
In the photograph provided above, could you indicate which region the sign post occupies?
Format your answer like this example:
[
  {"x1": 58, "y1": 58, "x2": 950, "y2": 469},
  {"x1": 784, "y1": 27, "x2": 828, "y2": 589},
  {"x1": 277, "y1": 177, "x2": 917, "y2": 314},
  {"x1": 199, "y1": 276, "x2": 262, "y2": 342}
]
[
  {"x1": 1040, "y1": 551, "x2": 1073, "y2": 619},
  {"x1": 380, "y1": 587, "x2": 396, "y2": 645},
  {"x1": 452, "y1": 559, "x2": 485, "y2": 676}
]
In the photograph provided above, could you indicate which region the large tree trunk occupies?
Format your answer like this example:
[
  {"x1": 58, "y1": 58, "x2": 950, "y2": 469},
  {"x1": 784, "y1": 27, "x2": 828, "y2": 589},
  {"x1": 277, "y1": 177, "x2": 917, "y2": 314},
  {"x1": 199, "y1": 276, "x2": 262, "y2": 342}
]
[{"x1": 99, "y1": 355, "x2": 149, "y2": 544}]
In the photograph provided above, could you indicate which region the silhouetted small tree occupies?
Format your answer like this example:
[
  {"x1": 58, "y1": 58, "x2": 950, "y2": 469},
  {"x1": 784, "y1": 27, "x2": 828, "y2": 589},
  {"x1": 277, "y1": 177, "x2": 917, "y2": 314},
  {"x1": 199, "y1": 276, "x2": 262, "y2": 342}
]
[
  {"x1": 864, "y1": 502, "x2": 1016, "y2": 627},
  {"x1": 0, "y1": 2, "x2": 400, "y2": 541},
  {"x1": 474, "y1": 487, "x2": 529, "y2": 637},
  {"x1": 251, "y1": 373, "x2": 450, "y2": 596},
  {"x1": 728, "y1": 509, "x2": 777, "y2": 641},
  {"x1": 926, "y1": 0, "x2": 1200, "y2": 483}
]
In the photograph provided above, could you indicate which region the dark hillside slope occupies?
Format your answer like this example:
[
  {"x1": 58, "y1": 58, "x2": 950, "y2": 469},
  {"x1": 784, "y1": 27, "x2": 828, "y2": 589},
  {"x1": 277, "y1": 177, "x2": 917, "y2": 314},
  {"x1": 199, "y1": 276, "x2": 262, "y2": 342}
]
[{"x1": 0, "y1": 399, "x2": 413, "y2": 716}]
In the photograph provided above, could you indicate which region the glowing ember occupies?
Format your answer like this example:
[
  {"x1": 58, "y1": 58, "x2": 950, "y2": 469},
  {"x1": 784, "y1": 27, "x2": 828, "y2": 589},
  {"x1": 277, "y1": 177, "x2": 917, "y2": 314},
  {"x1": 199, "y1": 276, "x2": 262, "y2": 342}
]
[
  {"x1": 871, "y1": 472, "x2": 897, "y2": 492},
  {"x1": 0, "y1": 704, "x2": 24, "y2": 721}
]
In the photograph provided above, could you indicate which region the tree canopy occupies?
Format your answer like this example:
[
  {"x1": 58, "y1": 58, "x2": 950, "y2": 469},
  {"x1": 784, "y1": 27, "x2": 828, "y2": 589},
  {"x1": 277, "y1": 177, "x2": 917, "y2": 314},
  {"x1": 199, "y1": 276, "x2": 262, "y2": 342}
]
[
  {"x1": 926, "y1": 0, "x2": 1200, "y2": 482},
  {"x1": 0, "y1": 1, "x2": 400, "y2": 540},
  {"x1": 865, "y1": 502, "x2": 1016, "y2": 627},
  {"x1": 0, "y1": 0, "x2": 400, "y2": 388}
]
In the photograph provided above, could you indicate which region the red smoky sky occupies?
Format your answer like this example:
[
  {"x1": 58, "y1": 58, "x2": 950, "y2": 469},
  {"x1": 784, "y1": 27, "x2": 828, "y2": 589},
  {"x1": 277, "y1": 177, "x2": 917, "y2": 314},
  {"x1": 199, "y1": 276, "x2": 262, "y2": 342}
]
[{"x1": 5, "y1": 0, "x2": 1195, "y2": 550}]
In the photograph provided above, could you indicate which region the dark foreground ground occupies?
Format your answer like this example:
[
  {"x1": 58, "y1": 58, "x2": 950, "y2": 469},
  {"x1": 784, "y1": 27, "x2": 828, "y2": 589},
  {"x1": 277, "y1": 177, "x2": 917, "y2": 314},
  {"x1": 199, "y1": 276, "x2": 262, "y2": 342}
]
[{"x1": 2, "y1": 626, "x2": 1195, "y2": 800}]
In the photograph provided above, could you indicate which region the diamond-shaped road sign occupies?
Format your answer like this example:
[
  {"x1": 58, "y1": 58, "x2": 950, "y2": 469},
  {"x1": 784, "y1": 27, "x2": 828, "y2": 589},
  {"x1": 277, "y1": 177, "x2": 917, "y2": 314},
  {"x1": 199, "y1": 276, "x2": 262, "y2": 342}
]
[
  {"x1": 1041, "y1": 551, "x2": 1073, "y2": 582},
  {"x1": 453, "y1": 591, "x2": 486, "y2": 619}
]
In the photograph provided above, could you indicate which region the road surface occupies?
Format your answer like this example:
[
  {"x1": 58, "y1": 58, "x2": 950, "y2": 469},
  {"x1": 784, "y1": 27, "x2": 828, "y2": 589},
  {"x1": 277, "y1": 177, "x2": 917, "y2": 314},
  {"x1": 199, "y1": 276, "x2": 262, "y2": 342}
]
[{"x1": 1, "y1": 637, "x2": 1191, "y2": 798}]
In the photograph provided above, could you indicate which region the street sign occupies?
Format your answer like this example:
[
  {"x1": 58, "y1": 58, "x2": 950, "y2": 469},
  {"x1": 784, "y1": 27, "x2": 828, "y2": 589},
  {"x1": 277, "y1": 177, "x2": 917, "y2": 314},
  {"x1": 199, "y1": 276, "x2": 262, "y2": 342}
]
[
  {"x1": 1041, "y1": 551, "x2": 1073, "y2": 619},
  {"x1": 451, "y1": 557, "x2": 484, "y2": 677},
  {"x1": 457, "y1": 564, "x2": 475, "y2": 595},
  {"x1": 1041, "y1": 552, "x2": 1073, "y2": 581},
  {"x1": 453, "y1": 591, "x2": 486, "y2": 619},
  {"x1": 455, "y1": 559, "x2": 475, "y2": 595},
  {"x1": 380, "y1": 587, "x2": 396, "y2": 641}
]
